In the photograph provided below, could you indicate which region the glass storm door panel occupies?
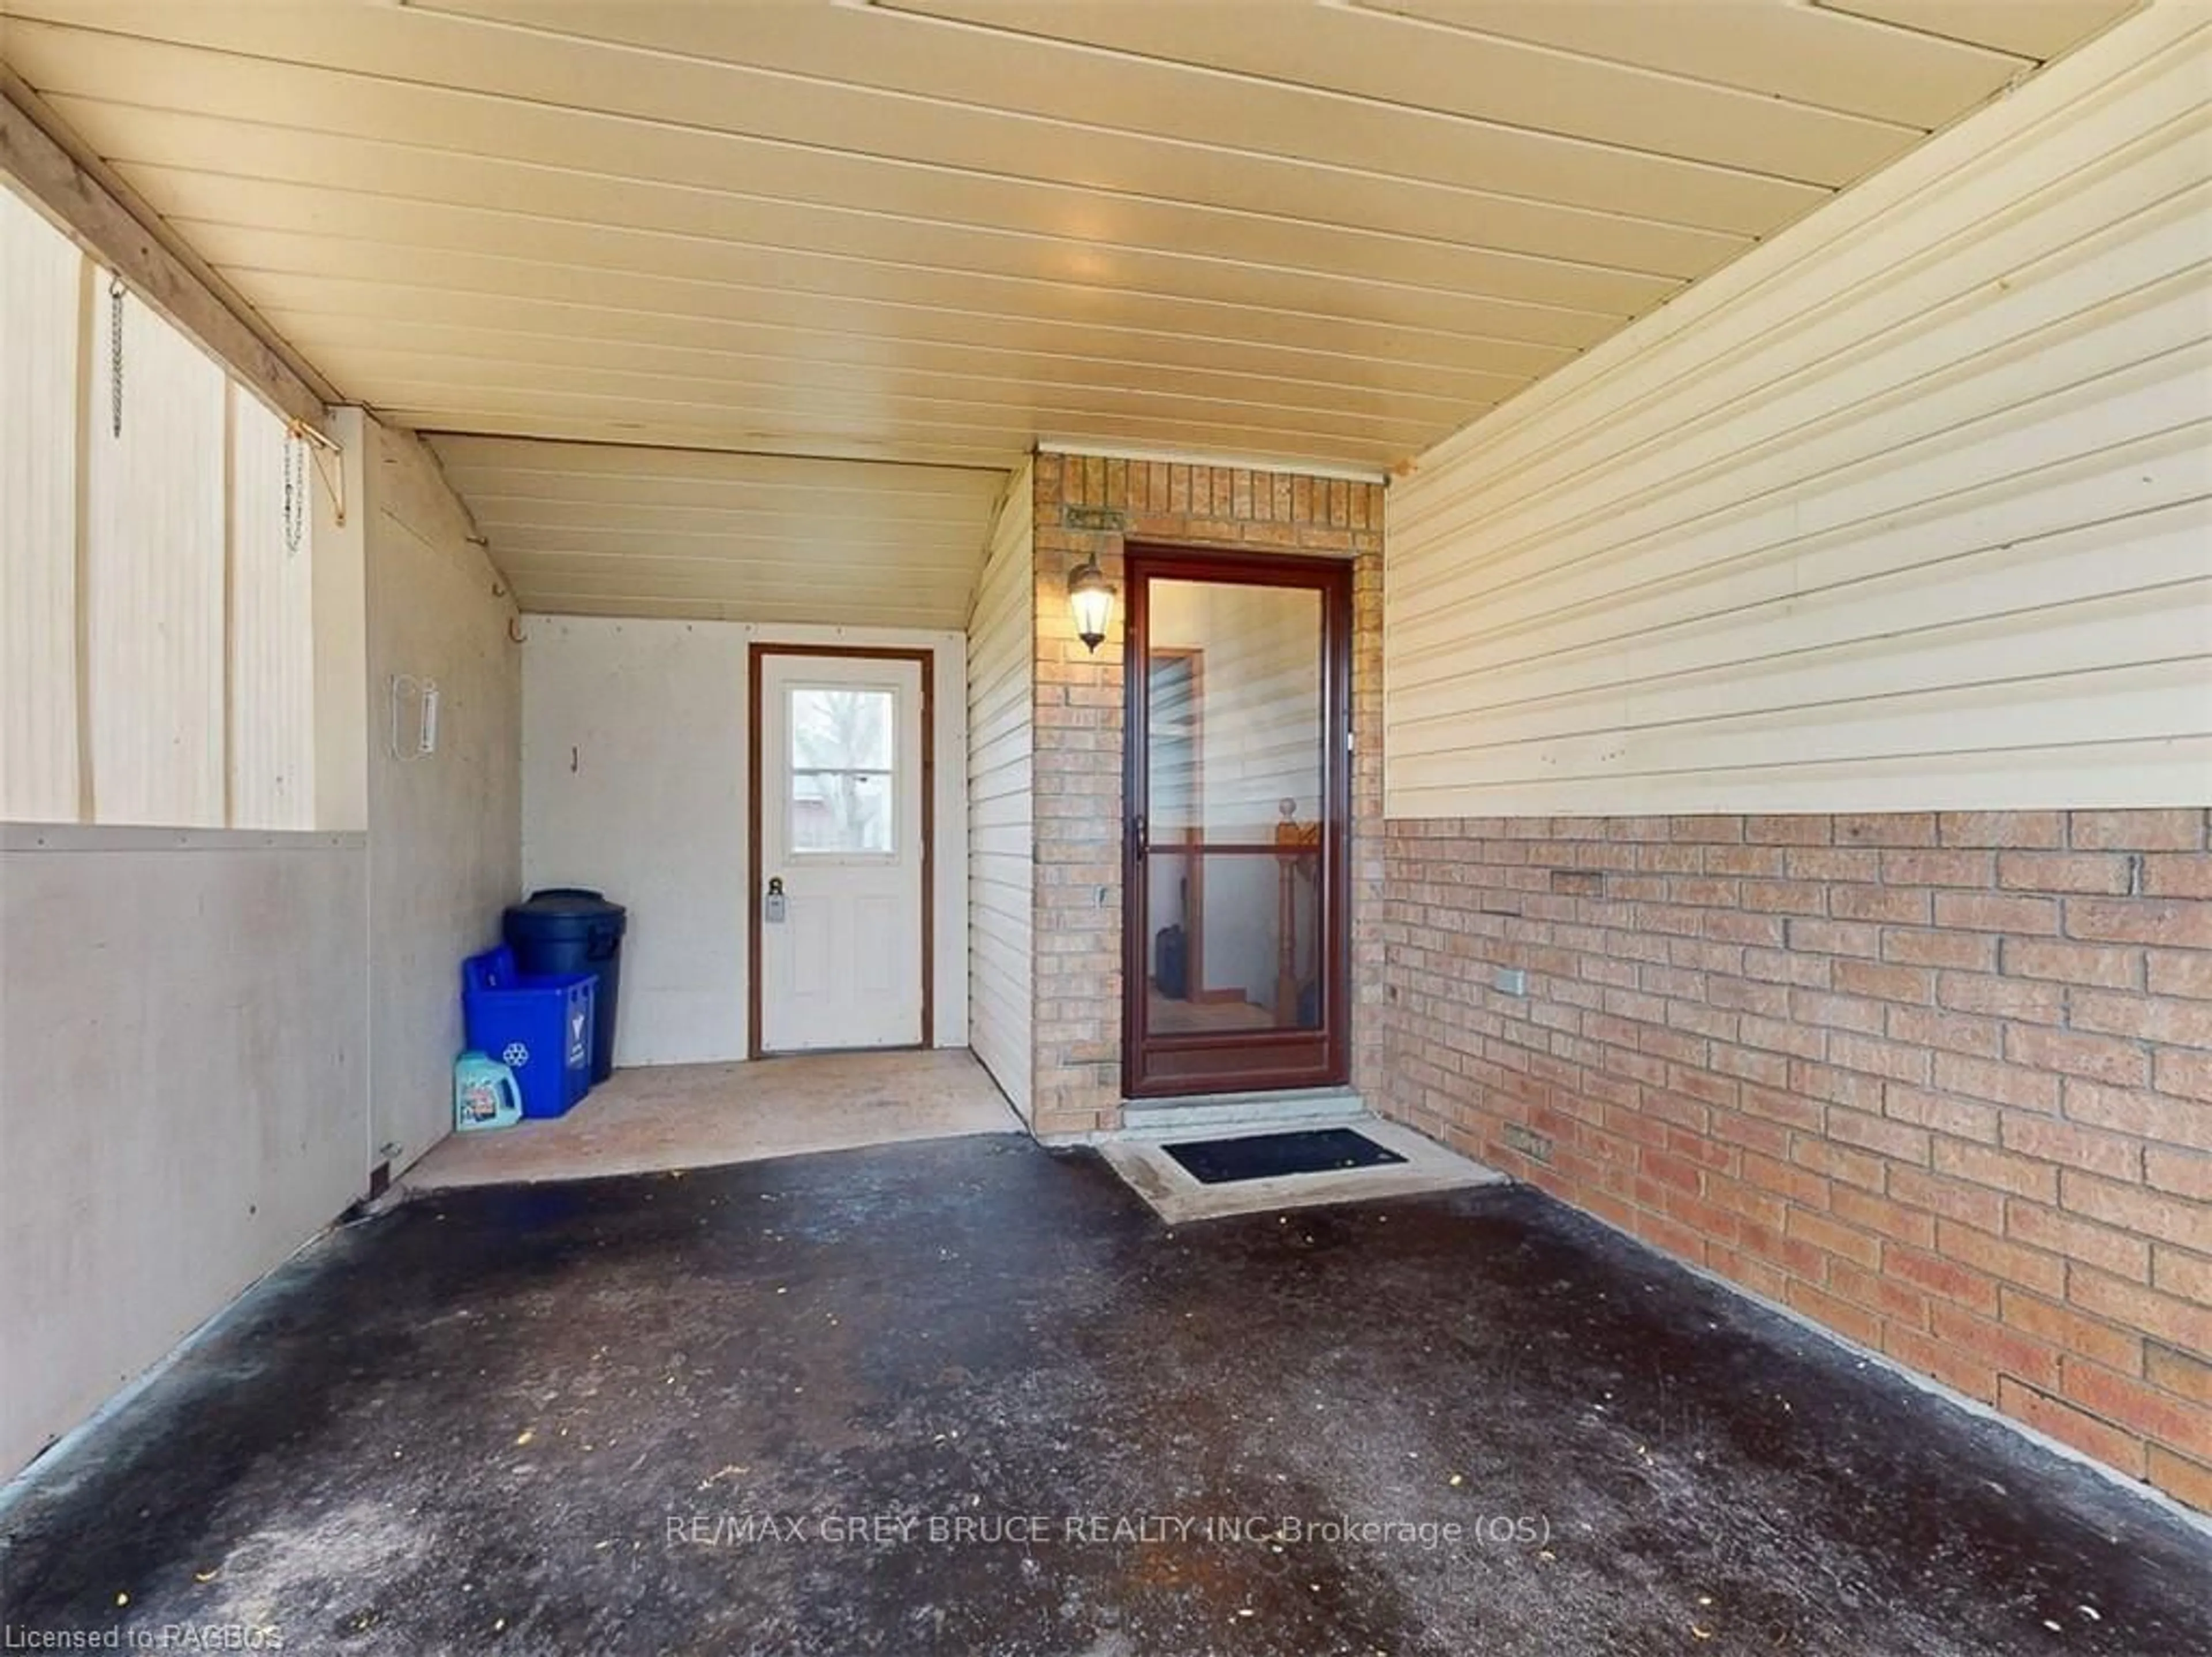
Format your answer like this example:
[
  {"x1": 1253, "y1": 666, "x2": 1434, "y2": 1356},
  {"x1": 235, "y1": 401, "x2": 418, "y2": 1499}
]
[{"x1": 1125, "y1": 551, "x2": 1351, "y2": 1096}]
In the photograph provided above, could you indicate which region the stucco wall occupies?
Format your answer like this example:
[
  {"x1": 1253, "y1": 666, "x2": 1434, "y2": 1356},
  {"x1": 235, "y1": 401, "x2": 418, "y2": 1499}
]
[
  {"x1": 0, "y1": 826, "x2": 369, "y2": 1478},
  {"x1": 0, "y1": 410, "x2": 517, "y2": 1481},
  {"x1": 522, "y1": 617, "x2": 969, "y2": 1065},
  {"x1": 363, "y1": 422, "x2": 524, "y2": 1177}
]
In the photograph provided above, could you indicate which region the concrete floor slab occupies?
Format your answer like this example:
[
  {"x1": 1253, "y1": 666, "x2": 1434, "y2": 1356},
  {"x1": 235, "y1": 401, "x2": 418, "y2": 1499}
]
[
  {"x1": 405, "y1": 1049, "x2": 1021, "y2": 1189},
  {"x1": 3, "y1": 1137, "x2": 2207, "y2": 1656}
]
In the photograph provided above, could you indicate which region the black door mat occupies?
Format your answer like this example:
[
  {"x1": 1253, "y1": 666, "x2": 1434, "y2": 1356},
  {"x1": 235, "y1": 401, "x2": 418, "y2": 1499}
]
[{"x1": 1161, "y1": 1126, "x2": 1408, "y2": 1186}]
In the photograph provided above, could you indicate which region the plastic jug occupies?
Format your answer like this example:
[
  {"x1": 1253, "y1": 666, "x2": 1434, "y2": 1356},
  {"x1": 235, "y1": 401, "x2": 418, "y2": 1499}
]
[{"x1": 454, "y1": 1050, "x2": 524, "y2": 1132}]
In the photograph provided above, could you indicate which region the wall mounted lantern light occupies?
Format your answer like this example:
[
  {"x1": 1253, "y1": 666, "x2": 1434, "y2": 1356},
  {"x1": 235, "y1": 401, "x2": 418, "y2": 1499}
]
[{"x1": 1066, "y1": 553, "x2": 1116, "y2": 652}]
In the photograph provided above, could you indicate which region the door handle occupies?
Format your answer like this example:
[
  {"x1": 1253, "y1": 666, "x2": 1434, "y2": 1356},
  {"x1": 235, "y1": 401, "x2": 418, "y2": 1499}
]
[{"x1": 1131, "y1": 814, "x2": 1147, "y2": 856}]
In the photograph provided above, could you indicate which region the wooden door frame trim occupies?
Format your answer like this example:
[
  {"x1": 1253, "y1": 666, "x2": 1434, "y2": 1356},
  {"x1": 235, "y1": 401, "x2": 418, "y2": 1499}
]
[
  {"x1": 1120, "y1": 544, "x2": 1354, "y2": 1097},
  {"x1": 747, "y1": 643, "x2": 935, "y2": 1060}
]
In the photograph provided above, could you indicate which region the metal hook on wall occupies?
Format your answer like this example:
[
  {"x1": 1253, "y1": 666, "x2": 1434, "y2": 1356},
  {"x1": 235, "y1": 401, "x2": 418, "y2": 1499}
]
[{"x1": 507, "y1": 616, "x2": 529, "y2": 645}]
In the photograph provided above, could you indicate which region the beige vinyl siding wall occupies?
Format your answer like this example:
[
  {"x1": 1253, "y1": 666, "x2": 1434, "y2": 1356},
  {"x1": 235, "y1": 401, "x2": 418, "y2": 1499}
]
[
  {"x1": 1385, "y1": 6, "x2": 2212, "y2": 821},
  {"x1": 966, "y1": 461, "x2": 1034, "y2": 1118}
]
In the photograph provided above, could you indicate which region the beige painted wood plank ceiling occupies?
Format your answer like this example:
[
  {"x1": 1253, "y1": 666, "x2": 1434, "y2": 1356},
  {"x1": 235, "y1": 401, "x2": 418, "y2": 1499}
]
[{"x1": 0, "y1": 0, "x2": 2141, "y2": 624}]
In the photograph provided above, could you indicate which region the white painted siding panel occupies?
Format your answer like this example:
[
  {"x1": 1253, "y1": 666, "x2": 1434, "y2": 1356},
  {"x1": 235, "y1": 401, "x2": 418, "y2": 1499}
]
[
  {"x1": 1385, "y1": 9, "x2": 2212, "y2": 819},
  {"x1": 1, "y1": 187, "x2": 82, "y2": 821},
  {"x1": 84, "y1": 271, "x2": 228, "y2": 826},
  {"x1": 965, "y1": 463, "x2": 1033, "y2": 1119},
  {"x1": 228, "y1": 391, "x2": 316, "y2": 828}
]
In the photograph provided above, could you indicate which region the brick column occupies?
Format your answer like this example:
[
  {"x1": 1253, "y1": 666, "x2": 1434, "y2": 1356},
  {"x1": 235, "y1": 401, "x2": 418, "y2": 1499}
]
[
  {"x1": 1031, "y1": 454, "x2": 1127, "y2": 1134},
  {"x1": 1028, "y1": 452, "x2": 1386, "y2": 1137}
]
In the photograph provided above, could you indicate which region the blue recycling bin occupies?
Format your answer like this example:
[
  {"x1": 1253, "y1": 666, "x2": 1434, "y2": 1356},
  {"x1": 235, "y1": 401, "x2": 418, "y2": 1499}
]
[
  {"x1": 503, "y1": 889, "x2": 626, "y2": 1085},
  {"x1": 461, "y1": 947, "x2": 594, "y2": 1119}
]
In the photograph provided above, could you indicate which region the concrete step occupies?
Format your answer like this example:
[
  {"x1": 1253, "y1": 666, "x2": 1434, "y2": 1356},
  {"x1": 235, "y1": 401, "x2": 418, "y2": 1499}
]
[
  {"x1": 1118, "y1": 1087, "x2": 1369, "y2": 1139},
  {"x1": 1101, "y1": 1115, "x2": 1506, "y2": 1224}
]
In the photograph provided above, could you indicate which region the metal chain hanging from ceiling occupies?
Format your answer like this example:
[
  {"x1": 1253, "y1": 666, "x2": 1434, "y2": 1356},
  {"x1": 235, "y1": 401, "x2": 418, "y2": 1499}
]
[
  {"x1": 282, "y1": 431, "x2": 306, "y2": 556},
  {"x1": 107, "y1": 276, "x2": 125, "y2": 439}
]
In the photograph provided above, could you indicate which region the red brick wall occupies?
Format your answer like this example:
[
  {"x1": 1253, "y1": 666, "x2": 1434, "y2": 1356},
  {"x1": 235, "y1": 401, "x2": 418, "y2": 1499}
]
[
  {"x1": 1375, "y1": 808, "x2": 2212, "y2": 1512},
  {"x1": 1030, "y1": 453, "x2": 1384, "y2": 1137}
]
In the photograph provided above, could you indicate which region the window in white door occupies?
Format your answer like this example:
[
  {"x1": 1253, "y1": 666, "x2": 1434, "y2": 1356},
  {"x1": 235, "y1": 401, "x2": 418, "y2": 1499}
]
[
  {"x1": 787, "y1": 686, "x2": 896, "y2": 855},
  {"x1": 756, "y1": 651, "x2": 926, "y2": 1056}
]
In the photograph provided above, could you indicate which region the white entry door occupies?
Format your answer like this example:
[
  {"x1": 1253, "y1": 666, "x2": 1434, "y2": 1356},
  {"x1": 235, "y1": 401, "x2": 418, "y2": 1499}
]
[{"x1": 757, "y1": 652, "x2": 927, "y2": 1052}]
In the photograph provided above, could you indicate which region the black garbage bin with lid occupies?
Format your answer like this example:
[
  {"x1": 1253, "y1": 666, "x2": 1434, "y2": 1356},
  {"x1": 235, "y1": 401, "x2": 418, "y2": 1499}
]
[{"x1": 504, "y1": 888, "x2": 626, "y2": 1084}]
